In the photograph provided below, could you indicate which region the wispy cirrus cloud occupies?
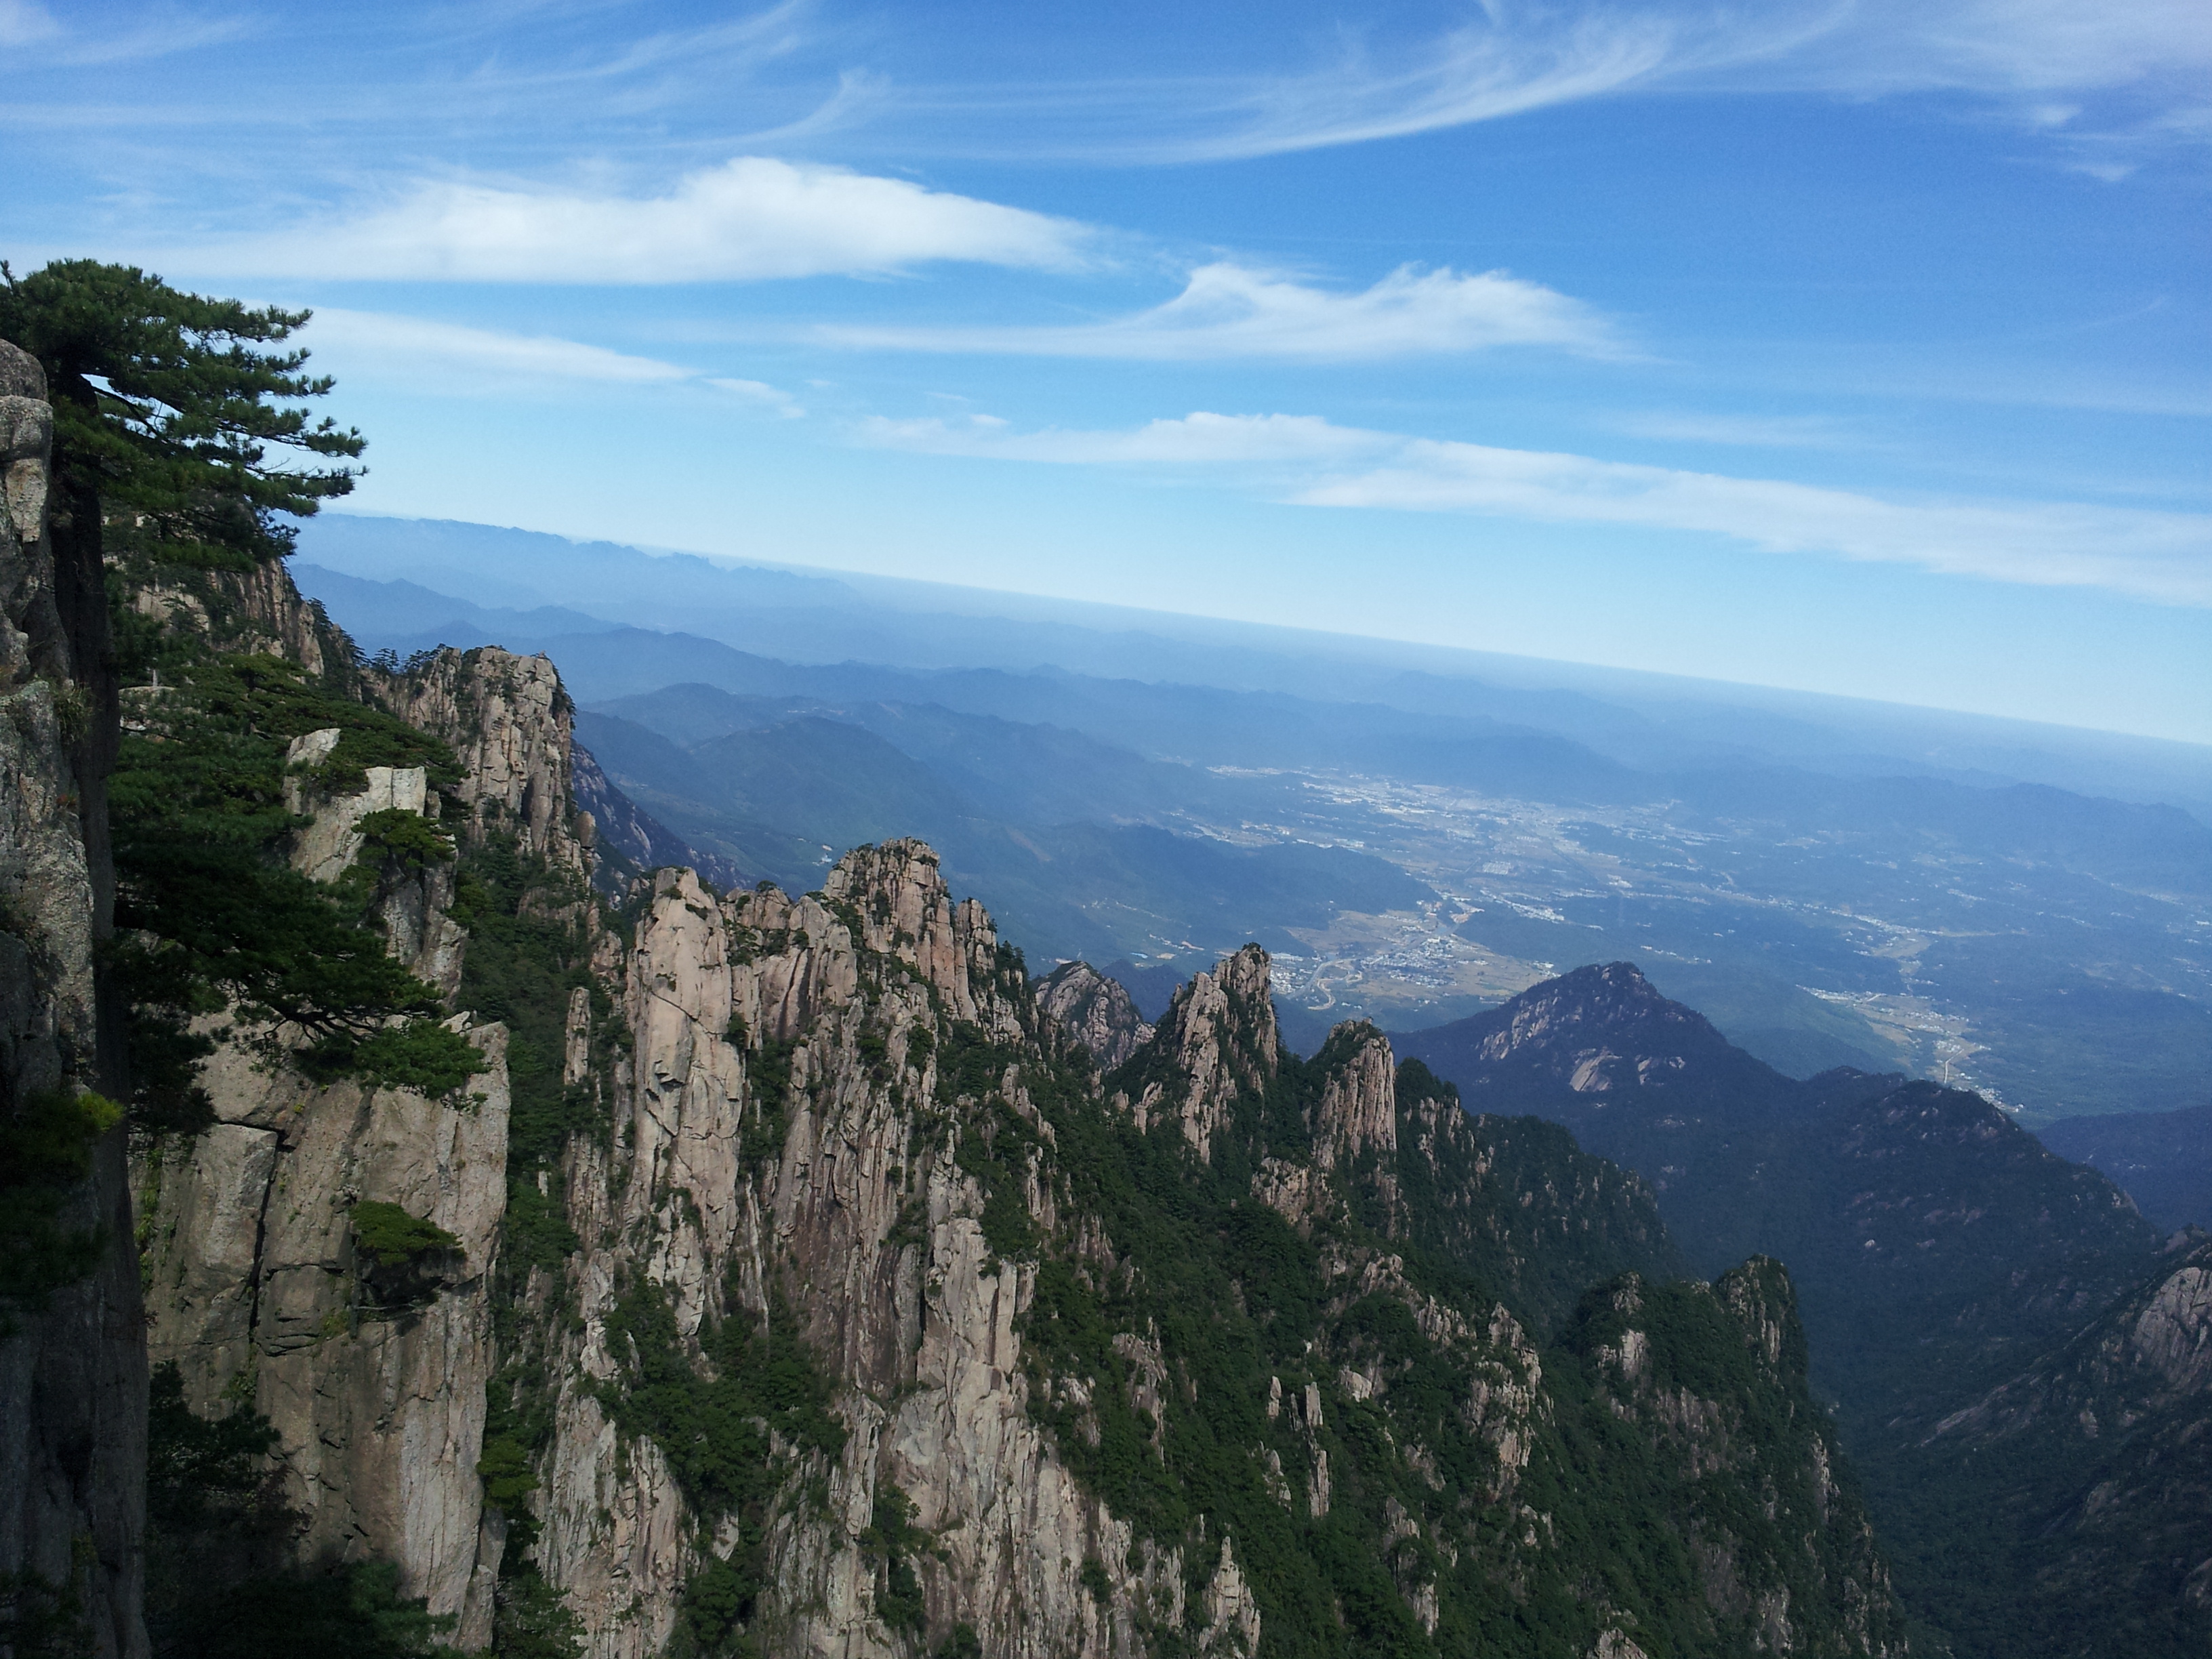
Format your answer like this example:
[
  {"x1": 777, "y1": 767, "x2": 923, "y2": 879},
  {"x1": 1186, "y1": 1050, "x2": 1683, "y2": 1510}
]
[
  {"x1": 304, "y1": 310, "x2": 695, "y2": 384},
  {"x1": 1610, "y1": 411, "x2": 1864, "y2": 450},
  {"x1": 907, "y1": 1, "x2": 2211, "y2": 170},
  {"x1": 301, "y1": 309, "x2": 804, "y2": 415},
  {"x1": 861, "y1": 410, "x2": 2212, "y2": 605},
  {"x1": 818, "y1": 262, "x2": 1618, "y2": 362},
  {"x1": 861, "y1": 410, "x2": 1382, "y2": 465},
  {"x1": 163, "y1": 157, "x2": 1092, "y2": 283}
]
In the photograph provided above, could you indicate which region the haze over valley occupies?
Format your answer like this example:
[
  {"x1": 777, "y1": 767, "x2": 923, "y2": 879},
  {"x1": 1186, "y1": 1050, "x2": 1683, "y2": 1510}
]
[
  {"x1": 8, "y1": 3, "x2": 2210, "y2": 1656},
  {"x1": 298, "y1": 514, "x2": 2212, "y2": 1126}
]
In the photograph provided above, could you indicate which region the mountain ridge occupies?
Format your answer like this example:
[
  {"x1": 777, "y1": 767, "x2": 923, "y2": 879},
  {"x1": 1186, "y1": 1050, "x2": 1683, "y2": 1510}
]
[{"x1": 1396, "y1": 960, "x2": 2202, "y2": 1657}]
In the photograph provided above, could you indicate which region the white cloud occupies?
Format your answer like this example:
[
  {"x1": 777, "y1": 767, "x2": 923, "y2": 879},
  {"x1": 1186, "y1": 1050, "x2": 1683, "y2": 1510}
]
[
  {"x1": 709, "y1": 377, "x2": 806, "y2": 419},
  {"x1": 1010, "y1": 1, "x2": 2211, "y2": 167},
  {"x1": 169, "y1": 157, "x2": 1091, "y2": 283},
  {"x1": 861, "y1": 409, "x2": 2212, "y2": 605},
  {"x1": 304, "y1": 310, "x2": 695, "y2": 385},
  {"x1": 819, "y1": 262, "x2": 1616, "y2": 363},
  {"x1": 1611, "y1": 411, "x2": 1862, "y2": 449},
  {"x1": 1167, "y1": 14, "x2": 1695, "y2": 161},
  {"x1": 1793, "y1": 0, "x2": 2212, "y2": 99},
  {"x1": 0, "y1": 0, "x2": 59, "y2": 46},
  {"x1": 859, "y1": 411, "x2": 1387, "y2": 465},
  {"x1": 301, "y1": 310, "x2": 806, "y2": 417}
]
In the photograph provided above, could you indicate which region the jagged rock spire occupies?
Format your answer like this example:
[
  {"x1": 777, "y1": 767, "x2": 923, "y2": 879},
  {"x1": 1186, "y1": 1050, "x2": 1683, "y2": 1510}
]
[
  {"x1": 1033, "y1": 960, "x2": 1154, "y2": 1071},
  {"x1": 823, "y1": 838, "x2": 1015, "y2": 1035},
  {"x1": 1126, "y1": 943, "x2": 1279, "y2": 1159},
  {"x1": 1311, "y1": 1023, "x2": 1397, "y2": 1169}
]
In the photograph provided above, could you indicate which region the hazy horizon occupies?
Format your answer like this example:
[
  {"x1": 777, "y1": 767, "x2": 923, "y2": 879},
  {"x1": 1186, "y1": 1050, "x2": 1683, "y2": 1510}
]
[
  {"x1": 308, "y1": 507, "x2": 2212, "y2": 760},
  {"x1": 9, "y1": 0, "x2": 2207, "y2": 744}
]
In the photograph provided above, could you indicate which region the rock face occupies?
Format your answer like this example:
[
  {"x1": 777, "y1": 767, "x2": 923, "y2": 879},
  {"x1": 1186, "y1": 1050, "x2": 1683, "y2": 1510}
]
[
  {"x1": 380, "y1": 647, "x2": 584, "y2": 874},
  {"x1": 284, "y1": 725, "x2": 433, "y2": 882},
  {"x1": 488, "y1": 864, "x2": 1901, "y2": 1658},
  {"x1": 0, "y1": 336, "x2": 148, "y2": 1659},
  {"x1": 520, "y1": 845, "x2": 1144, "y2": 1659},
  {"x1": 1118, "y1": 943, "x2": 1277, "y2": 1156},
  {"x1": 125, "y1": 624, "x2": 602, "y2": 1643},
  {"x1": 138, "y1": 1027, "x2": 512, "y2": 1643},
  {"x1": 96, "y1": 542, "x2": 1908, "y2": 1658},
  {"x1": 131, "y1": 642, "x2": 579, "y2": 1647},
  {"x1": 1033, "y1": 961, "x2": 1153, "y2": 1071}
]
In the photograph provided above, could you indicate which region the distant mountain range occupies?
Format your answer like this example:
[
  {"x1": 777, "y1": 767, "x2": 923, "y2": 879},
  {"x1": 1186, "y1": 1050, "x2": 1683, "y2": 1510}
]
[
  {"x1": 288, "y1": 539, "x2": 2212, "y2": 1124},
  {"x1": 291, "y1": 516, "x2": 2212, "y2": 823},
  {"x1": 1394, "y1": 962, "x2": 2205, "y2": 1658}
]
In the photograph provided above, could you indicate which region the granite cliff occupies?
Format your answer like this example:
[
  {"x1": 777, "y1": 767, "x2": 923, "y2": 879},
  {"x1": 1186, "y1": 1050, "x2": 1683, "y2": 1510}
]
[
  {"x1": 0, "y1": 333, "x2": 148, "y2": 1659},
  {"x1": 49, "y1": 533, "x2": 1913, "y2": 1658}
]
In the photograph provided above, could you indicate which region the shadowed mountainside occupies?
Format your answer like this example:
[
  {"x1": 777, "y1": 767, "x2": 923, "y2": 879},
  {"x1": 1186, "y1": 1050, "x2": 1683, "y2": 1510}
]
[
  {"x1": 2039, "y1": 1101, "x2": 2212, "y2": 1231},
  {"x1": 1397, "y1": 962, "x2": 2202, "y2": 1658}
]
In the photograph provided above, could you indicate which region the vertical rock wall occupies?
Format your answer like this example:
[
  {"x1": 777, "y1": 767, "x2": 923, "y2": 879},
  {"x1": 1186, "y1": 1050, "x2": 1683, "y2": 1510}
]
[
  {"x1": 531, "y1": 846, "x2": 1153, "y2": 1659},
  {"x1": 138, "y1": 1027, "x2": 512, "y2": 1644},
  {"x1": 380, "y1": 647, "x2": 585, "y2": 873},
  {"x1": 0, "y1": 337, "x2": 148, "y2": 1658},
  {"x1": 131, "y1": 639, "x2": 595, "y2": 1648}
]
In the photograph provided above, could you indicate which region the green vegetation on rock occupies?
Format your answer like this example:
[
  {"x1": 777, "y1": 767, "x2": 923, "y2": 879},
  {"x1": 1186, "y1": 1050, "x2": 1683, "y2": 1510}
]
[{"x1": 0, "y1": 1089, "x2": 122, "y2": 1329}]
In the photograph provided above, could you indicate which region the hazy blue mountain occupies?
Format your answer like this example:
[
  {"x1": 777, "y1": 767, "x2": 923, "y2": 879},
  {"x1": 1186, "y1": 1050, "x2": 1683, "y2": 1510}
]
[
  {"x1": 572, "y1": 710, "x2": 1433, "y2": 967},
  {"x1": 1633, "y1": 959, "x2": 1896, "y2": 1078},
  {"x1": 596, "y1": 681, "x2": 1254, "y2": 827},
  {"x1": 1394, "y1": 963, "x2": 2160, "y2": 1393},
  {"x1": 295, "y1": 514, "x2": 2212, "y2": 821},
  {"x1": 294, "y1": 548, "x2": 2212, "y2": 1122},
  {"x1": 2039, "y1": 1101, "x2": 2212, "y2": 1230},
  {"x1": 292, "y1": 562, "x2": 619, "y2": 651}
]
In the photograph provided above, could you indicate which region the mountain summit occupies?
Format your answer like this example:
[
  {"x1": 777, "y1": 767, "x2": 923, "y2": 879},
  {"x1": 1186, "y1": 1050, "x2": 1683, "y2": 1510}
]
[{"x1": 1401, "y1": 962, "x2": 2196, "y2": 1659}]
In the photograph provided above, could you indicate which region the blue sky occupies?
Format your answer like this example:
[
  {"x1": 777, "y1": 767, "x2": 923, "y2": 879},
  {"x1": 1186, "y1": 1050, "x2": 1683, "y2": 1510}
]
[{"x1": 5, "y1": 0, "x2": 2209, "y2": 739}]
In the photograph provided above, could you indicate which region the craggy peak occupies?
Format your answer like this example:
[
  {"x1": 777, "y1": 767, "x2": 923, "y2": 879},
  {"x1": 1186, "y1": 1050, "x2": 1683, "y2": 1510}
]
[{"x1": 5, "y1": 66, "x2": 2209, "y2": 1658}]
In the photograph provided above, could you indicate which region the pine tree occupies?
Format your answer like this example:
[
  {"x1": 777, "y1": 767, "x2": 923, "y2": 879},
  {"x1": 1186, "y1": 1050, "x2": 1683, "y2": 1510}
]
[
  {"x1": 0, "y1": 258, "x2": 362, "y2": 569},
  {"x1": 2, "y1": 262, "x2": 476, "y2": 1128}
]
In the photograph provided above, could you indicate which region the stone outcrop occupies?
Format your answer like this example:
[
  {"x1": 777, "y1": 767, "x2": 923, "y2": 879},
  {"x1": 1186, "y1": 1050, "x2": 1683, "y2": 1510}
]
[
  {"x1": 123, "y1": 544, "x2": 354, "y2": 683},
  {"x1": 1120, "y1": 943, "x2": 1276, "y2": 1156},
  {"x1": 285, "y1": 725, "x2": 433, "y2": 882},
  {"x1": 524, "y1": 844, "x2": 1150, "y2": 1659},
  {"x1": 1033, "y1": 960, "x2": 1153, "y2": 1071},
  {"x1": 1311, "y1": 1023, "x2": 1397, "y2": 1168},
  {"x1": 138, "y1": 1024, "x2": 512, "y2": 1643},
  {"x1": 90, "y1": 534, "x2": 1914, "y2": 1658},
  {"x1": 129, "y1": 632, "x2": 592, "y2": 1647},
  {"x1": 379, "y1": 646, "x2": 583, "y2": 872},
  {"x1": 0, "y1": 335, "x2": 148, "y2": 1659}
]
